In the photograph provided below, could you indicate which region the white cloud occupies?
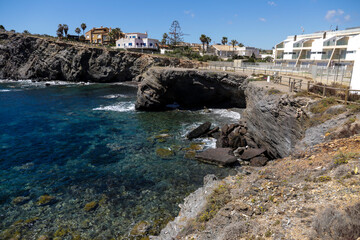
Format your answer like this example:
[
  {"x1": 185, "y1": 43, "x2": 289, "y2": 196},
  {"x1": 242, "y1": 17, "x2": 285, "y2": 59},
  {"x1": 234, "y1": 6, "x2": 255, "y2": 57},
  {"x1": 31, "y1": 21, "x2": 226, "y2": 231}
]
[
  {"x1": 267, "y1": 1, "x2": 276, "y2": 6},
  {"x1": 325, "y1": 9, "x2": 350, "y2": 22},
  {"x1": 184, "y1": 10, "x2": 195, "y2": 18},
  {"x1": 259, "y1": 18, "x2": 266, "y2": 22}
]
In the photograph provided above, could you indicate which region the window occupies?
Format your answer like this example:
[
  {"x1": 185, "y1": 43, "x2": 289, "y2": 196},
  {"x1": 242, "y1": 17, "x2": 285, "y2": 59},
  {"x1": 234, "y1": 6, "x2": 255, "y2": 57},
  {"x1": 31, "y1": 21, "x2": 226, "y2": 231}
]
[
  {"x1": 143, "y1": 43, "x2": 146, "y2": 47},
  {"x1": 98, "y1": 34, "x2": 101, "y2": 38},
  {"x1": 136, "y1": 43, "x2": 139, "y2": 45},
  {"x1": 118, "y1": 44, "x2": 120, "y2": 46},
  {"x1": 86, "y1": 35, "x2": 89, "y2": 39},
  {"x1": 150, "y1": 43, "x2": 153, "y2": 46},
  {"x1": 133, "y1": 36, "x2": 136, "y2": 38},
  {"x1": 138, "y1": 36, "x2": 140, "y2": 39},
  {"x1": 129, "y1": 43, "x2": 132, "y2": 46}
]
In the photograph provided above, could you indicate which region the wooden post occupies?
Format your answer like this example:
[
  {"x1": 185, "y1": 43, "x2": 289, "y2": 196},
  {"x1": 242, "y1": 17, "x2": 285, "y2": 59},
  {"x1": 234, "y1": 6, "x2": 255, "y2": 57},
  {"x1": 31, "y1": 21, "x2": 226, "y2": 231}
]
[
  {"x1": 288, "y1": 77, "x2": 291, "y2": 86},
  {"x1": 299, "y1": 80, "x2": 302, "y2": 91},
  {"x1": 322, "y1": 85, "x2": 326, "y2": 96},
  {"x1": 345, "y1": 89, "x2": 349, "y2": 104},
  {"x1": 307, "y1": 81, "x2": 310, "y2": 92}
]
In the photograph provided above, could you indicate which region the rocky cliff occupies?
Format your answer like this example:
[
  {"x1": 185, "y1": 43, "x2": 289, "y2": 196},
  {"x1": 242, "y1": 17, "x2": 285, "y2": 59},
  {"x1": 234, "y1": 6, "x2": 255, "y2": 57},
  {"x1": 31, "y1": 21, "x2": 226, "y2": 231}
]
[
  {"x1": 0, "y1": 32, "x2": 197, "y2": 82},
  {"x1": 135, "y1": 68, "x2": 248, "y2": 111},
  {"x1": 242, "y1": 83, "x2": 309, "y2": 158}
]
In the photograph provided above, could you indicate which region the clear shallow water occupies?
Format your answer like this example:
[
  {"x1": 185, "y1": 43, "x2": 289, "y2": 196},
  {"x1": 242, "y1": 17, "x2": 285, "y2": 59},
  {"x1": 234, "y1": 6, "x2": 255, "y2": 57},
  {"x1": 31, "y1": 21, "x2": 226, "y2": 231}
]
[{"x1": 0, "y1": 81, "x2": 240, "y2": 239}]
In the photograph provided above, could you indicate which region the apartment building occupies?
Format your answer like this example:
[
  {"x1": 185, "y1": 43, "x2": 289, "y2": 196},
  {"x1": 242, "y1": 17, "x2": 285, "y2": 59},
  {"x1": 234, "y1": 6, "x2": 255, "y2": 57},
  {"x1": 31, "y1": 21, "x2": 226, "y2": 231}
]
[
  {"x1": 273, "y1": 27, "x2": 360, "y2": 89},
  {"x1": 115, "y1": 32, "x2": 159, "y2": 49},
  {"x1": 85, "y1": 26, "x2": 111, "y2": 44}
]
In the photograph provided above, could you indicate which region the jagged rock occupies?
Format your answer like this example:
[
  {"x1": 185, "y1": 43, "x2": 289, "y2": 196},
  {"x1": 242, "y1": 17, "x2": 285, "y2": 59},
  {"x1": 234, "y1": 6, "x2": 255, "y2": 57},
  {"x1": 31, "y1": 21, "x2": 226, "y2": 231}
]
[
  {"x1": 243, "y1": 83, "x2": 308, "y2": 158},
  {"x1": 195, "y1": 148, "x2": 237, "y2": 166},
  {"x1": 216, "y1": 136, "x2": 229, "y2": 148},
  {"x1": 233, "y1": 147, "x2": 246, "y2": 157},
  {"x1": 207, "y1": 126, "x2": 220, "y2": 136},
  {"x1": 244, "y1": 135, "x2": 258, "y2": 148},
  {"x1": 240, "y1": 147, "x2": 266, "y2": 160},
  {"x1": 0, "y1": 32, "x2": 197, "y2": 82},
  {"x1": 186, "y1": 122, "x2": 212, "y2": 139},
  {"x1": 135, "y1": 68, "x2": 247, "y2": 111},
  {"x1": 250, "y1": 156, "x2": 269, "y2": 166}
]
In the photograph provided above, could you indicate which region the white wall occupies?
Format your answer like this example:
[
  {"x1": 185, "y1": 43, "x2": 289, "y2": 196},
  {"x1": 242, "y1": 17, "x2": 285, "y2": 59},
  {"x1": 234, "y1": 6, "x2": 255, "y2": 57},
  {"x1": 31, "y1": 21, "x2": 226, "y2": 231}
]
[{"x1": 351, "y1": 47, "x2": 360, "y2": 90}]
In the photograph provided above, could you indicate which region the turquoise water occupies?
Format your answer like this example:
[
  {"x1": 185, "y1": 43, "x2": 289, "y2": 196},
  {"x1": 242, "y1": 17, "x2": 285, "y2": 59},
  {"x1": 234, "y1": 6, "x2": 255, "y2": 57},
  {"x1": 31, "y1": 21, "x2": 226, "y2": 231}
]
[{"x1": 0, "y1": 80, "x2": 239, "y2": 239}]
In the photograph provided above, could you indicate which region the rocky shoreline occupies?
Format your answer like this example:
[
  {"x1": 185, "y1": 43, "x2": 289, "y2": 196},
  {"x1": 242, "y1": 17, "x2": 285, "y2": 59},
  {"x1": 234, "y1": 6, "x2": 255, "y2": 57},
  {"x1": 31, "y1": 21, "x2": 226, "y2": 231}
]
[{"x1": 0, "y1": 32, "x2": 198, "y2": 82}]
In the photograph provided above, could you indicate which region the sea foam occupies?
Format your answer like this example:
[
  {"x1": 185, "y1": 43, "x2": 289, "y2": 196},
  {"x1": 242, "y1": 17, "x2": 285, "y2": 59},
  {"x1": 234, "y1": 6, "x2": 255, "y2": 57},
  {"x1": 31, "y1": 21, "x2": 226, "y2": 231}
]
[{"x1": 93, "y1": 101, "x2": 135, "y2": 112}]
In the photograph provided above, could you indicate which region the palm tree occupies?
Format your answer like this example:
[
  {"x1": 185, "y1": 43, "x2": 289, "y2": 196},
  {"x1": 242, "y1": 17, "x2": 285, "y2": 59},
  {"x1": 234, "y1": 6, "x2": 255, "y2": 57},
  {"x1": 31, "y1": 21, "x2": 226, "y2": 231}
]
[
  {"x1": 0, "y1": 25, "x2": 5, "y2": 30},
  {"x1": 75, "y1": 27, "x2": 81, "y2": 37},
  {"x1": 56, "y1": 30, "x2": 62, "y2": 38},
  {"x1": 230, "y1": 39, "x2": 238, "y2": 51},
  {"x1": 200, "y1": 34, "x2": 207, "y2": 54},
  {"x1": 57, "y1": 24, "x2": 64, "y2": 37},
  {"x1": 109, "y1": 28, "x2": 123, "y2": 44},
  {"x1": 81, "y1": 23, "x2": 87, "y2": 35},
  {"x1": 205, "y1": 36, "x2": 211, "y2": 52},
  {"x1": 238, "y1": 43, "x2": 244, "y2": 47},
  {"x1": 63, "y1": 24, "x2": 69, "y2": 37},
  {"x1": 161, "y1": 33, "x2": 168, "y2": 45},
  {"x1": 221, "y1": 37, "x2": 228, "y2": 45}
]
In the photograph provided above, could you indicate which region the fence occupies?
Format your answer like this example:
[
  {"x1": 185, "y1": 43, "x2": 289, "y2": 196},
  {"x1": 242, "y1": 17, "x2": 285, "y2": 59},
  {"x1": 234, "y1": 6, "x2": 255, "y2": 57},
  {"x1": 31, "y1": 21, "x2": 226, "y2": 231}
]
[{"x1": 205, "y1": 61, "x2": 353, "y2": 87}]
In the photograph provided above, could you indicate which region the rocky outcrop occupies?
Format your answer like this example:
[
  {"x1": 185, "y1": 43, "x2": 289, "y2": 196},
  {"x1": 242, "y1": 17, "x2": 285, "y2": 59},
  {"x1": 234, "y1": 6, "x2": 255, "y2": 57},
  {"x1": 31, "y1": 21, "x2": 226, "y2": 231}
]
[
  {"x1": 135, "y1": 68, "x2": 248, "y2": 110},
  {"x1": 0, "y1": 32, "x2": 197, "y2": 82},
  {"x1": 153, "y1": 175, "x2": 220, "y2": 240},
  {"x1": 195, "y1": 148, "x2": 237, "y2": 166},
  {"x1": 242, "y1": 82, "x2": 309, "y2": 158}
]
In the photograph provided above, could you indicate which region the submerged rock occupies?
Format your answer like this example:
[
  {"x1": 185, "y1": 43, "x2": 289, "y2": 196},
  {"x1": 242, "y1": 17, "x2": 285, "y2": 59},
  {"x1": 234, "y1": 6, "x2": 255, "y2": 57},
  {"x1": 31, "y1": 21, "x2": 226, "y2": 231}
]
[
  {"x1": 84, "y1": 201, "x2": 98, "y2": 212},
  {"x1": 12, "y1": 196, "x2": 30, "y2": 205},
  {"x1": 195, "y1": 148, "x2": 237, "y2": 166},
  {"x1": 37, "y1": 195, "x2": 56, "y2": 206},
  {"x1": 156, "y1": 148, "x2": 175, "y2": 158}
]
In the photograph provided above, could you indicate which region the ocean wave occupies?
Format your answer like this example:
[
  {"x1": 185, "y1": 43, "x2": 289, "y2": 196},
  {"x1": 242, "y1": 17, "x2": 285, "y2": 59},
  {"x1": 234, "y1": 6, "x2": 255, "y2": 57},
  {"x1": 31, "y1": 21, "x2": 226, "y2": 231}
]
[
  {"x1": 205, "y1": 109, "x2": 241, "y2": 120},
  {"x1": 101, "y1": 94, "x2": 131, "y2": 99},
  {"x1": 93, "y1": 101, "x2": 135, "y2": 112}
]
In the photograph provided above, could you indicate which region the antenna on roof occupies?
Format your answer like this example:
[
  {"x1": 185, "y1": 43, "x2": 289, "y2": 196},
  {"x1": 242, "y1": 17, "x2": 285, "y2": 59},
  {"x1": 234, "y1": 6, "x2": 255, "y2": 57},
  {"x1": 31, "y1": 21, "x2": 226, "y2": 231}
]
[
  {"x1": 301, "y1": 26, "x2": 305, "y2": 34},
  {"x1": 329, "y1": 25, "x2": 332, "y2": 31}
]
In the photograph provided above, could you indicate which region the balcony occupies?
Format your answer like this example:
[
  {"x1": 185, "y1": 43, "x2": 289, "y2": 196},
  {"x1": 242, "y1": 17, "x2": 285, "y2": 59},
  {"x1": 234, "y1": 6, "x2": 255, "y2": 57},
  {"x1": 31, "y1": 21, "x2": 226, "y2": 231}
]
[
  {"x1": 293, "y1": 42, "x2": 302, "y2": 48},
  {"x1": 276, "y1": 42, "x2": 284, "y2": 48},
  {"x1": 323, "y1": 39, "x2": 336, "y2": 47},
  {"x1": 336, "y1": 37, "x2": 349, "y2": 46}
]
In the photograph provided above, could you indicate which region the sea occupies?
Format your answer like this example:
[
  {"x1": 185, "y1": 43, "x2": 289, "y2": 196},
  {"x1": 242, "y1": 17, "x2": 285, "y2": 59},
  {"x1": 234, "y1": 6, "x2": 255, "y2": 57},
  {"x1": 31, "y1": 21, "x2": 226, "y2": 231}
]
[{"x1": 0, "y1": 80, "x2": 241, "y2": 239}]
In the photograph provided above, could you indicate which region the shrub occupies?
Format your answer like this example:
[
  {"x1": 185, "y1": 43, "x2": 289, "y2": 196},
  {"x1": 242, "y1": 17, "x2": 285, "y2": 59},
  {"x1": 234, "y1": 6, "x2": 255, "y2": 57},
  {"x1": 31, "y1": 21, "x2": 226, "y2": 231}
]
[
  {"x1": 198, "y1": 184, "x2": 231, "y2": 222},
  {"x1": 312, "y1": 203, "x2": 360, "y2": 239},
  {"x1": 310, "y1": 97, "x2": 337, "y2": 114}
]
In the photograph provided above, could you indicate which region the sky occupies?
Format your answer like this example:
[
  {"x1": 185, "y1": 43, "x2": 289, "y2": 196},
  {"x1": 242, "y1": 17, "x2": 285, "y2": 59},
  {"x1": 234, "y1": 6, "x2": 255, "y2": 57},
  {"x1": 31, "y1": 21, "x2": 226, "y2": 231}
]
[{"x1": 0, "y1": 0, "x2": 359, "y2": 49}]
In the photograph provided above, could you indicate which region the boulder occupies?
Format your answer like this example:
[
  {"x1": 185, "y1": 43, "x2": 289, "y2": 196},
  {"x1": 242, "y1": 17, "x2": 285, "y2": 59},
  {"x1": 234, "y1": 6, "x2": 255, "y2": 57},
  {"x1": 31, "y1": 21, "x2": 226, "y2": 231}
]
[
  {"x1": 186, "y1": 122, "x2": 212, "y2": 139},
  {"x1": 240, "y1": 147, "x2": 266, "y2": 160},
  {"x1": 216, "y1": 136, "x2": 228, "y2": 148},
  {"x1": 207, "y1": 126, "x2": 220, "y2": 136},
  {"x1": 250, "y1": 157, "x2": 269, "y2": 167},
  {"x1": 195, "y1": 148, "x2": 237, "y2": 166}
]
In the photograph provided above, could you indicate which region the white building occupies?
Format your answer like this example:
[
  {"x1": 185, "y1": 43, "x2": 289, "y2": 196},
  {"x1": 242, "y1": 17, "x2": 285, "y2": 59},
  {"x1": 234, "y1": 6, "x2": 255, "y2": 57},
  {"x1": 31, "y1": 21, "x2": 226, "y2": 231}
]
[
  {"x1": 212, "y1": 45, "x2": 260, "y2": 58},
  {"x1": 273, "y1": 27, "x2": 360, "y2": 89},
  {"x1": 115, "y1": 32, "x2": 159, "y2": 49}
]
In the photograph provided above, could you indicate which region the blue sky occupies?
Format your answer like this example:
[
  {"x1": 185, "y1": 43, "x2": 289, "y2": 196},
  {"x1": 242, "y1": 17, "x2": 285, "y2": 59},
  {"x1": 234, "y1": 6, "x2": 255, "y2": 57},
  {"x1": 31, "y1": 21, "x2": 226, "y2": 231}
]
[{"x1": 0, "y1": 0, "x2": 359, "y2": 49}]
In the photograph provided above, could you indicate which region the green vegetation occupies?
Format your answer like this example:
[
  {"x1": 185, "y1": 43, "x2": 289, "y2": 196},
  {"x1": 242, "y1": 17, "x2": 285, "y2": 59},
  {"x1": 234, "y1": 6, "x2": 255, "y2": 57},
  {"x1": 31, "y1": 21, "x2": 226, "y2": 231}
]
[
  {"x1": 81, "y1": 23, "x2": 87, "y2": 35},
  {"x1": 268, "y1": 88, "x2": 281, "y2": 95},
  {"x1": 164, "y1": 47, "x2": 219, "y2": 62},
  {"x1": 334, "y1": 152, "x2": 359, "y2": 165},
  {"x1": 0, "y1": 25, "x2": 5, "y2": 30},
  {"x1": 221, "y1": 36, "x2": 228, "y2": 45},
  {"x1": 198, "y1": 184, "x2": 231, "y2": 222},
  {"x1": 316, "y1": 176, "x2": 332, "y2": 182},
  {"x1": 310, "y1": 97, "x2": 337, "y2": 114},
  {"x1": 37, "y1": 194, "x2": 55, "y2": 206}
]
